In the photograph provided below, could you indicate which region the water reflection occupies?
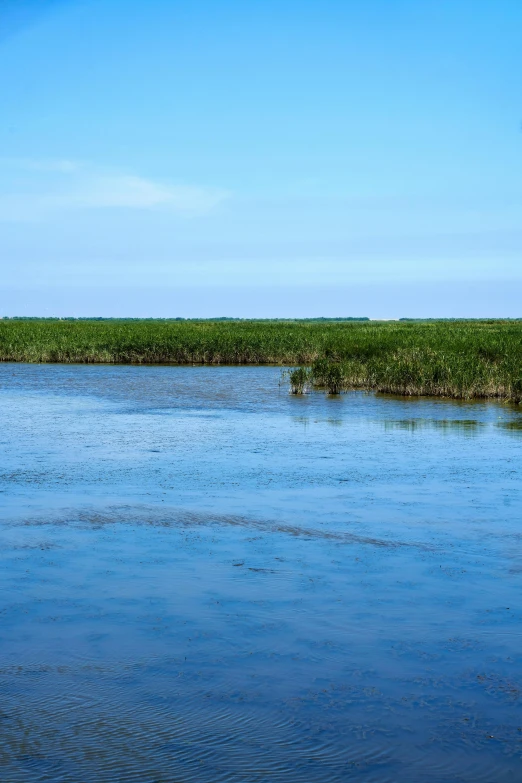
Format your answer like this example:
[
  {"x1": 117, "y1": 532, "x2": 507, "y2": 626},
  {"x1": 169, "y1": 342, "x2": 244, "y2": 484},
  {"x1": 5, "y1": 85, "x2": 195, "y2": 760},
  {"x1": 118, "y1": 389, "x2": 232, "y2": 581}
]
[
  {"x1": 497, "y1": 419, "x2": 522, "y2": 434},
  {"x1": 383, "y1": 418, "x2": 484, "y2": 435},
  {"x1": 293, "y1": 416, "x2": 343, "y2": 428},
  {"x1": 1, "y1": 364, "x2": 521, "y2": 783}
]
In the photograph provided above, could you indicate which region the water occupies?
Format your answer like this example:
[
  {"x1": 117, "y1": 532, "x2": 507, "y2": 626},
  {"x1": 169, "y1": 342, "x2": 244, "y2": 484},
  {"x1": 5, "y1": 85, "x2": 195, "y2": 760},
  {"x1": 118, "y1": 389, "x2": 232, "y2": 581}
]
[{"x1": 1, "y1": 364, "x2": 521, "y2": 782}]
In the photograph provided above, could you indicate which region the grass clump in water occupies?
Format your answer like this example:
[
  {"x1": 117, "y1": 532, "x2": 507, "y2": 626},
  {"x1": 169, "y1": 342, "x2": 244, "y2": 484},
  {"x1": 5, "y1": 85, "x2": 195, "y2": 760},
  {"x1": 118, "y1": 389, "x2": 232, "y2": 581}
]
[
  {"x1": 310, "y1": 359, "x2": 347, "y2": 394},
  {"x1": 287, "y1": 366, "x2": 311, "y2": 394}
]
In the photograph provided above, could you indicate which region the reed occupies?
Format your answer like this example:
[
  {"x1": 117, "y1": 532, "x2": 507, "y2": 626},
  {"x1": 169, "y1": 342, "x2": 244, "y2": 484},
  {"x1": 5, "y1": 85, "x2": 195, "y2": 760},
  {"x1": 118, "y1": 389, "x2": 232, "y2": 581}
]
[
  {"x1": 287, "y1": 367, "x2": 311, "y2": 394},
  {"x1": 298, "y1": 345, "x2": 522, "y2": 402},
  {"x1": 0, "y1": 319, "x2": 520, "y2": 402}
]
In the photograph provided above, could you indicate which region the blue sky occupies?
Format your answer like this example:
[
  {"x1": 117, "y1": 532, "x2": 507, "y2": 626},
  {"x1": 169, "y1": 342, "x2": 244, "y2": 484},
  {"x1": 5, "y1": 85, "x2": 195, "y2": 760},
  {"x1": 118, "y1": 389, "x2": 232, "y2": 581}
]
[{"x1": 1, "y1": 0, "x2": 521, "y2": 317}]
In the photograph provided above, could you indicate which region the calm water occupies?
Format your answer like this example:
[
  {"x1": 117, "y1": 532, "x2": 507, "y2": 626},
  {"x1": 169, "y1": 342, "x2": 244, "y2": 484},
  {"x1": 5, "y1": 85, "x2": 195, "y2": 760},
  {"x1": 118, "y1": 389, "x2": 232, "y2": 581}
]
[{"x1": 1, "y1": 364, "x2": 521, "y2": 782}]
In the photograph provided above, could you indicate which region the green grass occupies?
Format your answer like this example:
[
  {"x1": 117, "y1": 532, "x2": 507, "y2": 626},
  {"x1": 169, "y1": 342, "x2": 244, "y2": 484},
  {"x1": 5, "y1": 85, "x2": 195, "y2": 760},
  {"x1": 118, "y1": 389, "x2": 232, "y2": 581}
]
[{"x1": 0, "y1": 318, "x2": 521, "y2": 402}]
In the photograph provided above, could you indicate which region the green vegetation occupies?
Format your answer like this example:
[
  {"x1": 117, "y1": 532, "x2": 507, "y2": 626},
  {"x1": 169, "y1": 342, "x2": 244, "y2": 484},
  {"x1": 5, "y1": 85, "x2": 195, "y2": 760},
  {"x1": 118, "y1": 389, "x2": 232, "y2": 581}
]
[
  {"x1": 287, "y1": 366, "x2": 311, "y2": 395},
  {"x1": 0, "y1": 318, "x2": 521, "y2": 402}
]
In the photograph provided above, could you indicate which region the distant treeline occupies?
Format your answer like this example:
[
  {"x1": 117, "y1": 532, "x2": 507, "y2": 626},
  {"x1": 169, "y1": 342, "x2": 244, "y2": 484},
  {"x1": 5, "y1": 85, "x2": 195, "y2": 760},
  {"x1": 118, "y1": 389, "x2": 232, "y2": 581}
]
[
  {"x1": 2, "y1": 316, "x2": 521, "y2": 322},
  {"x1": 0, "y1": 316, "x2": 370, "y2": 322},
  {"x1": 399, "y1": 318, "x2": 522, "y2": 322},
  {"x1": 0, "y1": 318, "x2": 521, "y2": 402}
]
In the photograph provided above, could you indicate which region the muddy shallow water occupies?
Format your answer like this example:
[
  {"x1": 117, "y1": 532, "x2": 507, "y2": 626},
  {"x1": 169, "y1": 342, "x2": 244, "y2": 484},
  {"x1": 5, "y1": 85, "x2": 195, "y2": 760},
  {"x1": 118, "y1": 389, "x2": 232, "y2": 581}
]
[{"x1": 1, "y1": 364, "x2": 521, "y2": 782}]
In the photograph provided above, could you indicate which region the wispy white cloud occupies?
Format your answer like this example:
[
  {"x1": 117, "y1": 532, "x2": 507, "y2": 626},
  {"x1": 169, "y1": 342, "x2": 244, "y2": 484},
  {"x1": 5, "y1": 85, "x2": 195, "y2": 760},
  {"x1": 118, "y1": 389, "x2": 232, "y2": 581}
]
[
  {"x1": 0, "y1": 157, "x2": 83, "y2": 173},
  {"x1": 65, "y1": 175, "x2": 228, "y2": 212},
  {"x1": 0, "y1": 159, "x2": 229, "y2": 221}
]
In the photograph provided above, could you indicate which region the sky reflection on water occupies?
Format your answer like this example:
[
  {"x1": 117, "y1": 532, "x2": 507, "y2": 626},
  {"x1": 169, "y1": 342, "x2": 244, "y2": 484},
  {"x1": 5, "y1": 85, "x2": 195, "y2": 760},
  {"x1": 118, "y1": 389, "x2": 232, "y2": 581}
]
[{"x1": 1, "y1": 364, "x2": 521, "y2": 782}]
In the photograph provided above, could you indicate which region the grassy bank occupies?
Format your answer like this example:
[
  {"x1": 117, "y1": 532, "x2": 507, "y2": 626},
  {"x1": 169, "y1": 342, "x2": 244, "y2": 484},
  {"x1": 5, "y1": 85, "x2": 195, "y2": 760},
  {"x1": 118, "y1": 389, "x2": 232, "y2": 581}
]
[{"x1": 0, "y1": 319, "x2": 521, "y2": 402}]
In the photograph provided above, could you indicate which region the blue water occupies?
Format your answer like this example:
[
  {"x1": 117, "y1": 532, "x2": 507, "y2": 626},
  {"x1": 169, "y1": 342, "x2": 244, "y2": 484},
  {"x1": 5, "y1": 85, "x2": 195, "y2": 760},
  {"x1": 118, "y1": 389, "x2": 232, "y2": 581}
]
[{"x1": 1, "y1": 364, "x2": 521, "y2": 782}]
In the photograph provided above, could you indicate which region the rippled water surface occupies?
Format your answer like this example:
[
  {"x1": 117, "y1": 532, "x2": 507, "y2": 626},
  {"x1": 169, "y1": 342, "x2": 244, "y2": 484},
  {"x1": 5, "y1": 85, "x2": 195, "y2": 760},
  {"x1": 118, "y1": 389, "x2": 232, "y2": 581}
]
[{"x1": 1, "y1": 364, "x2": 522, "y2": 782}]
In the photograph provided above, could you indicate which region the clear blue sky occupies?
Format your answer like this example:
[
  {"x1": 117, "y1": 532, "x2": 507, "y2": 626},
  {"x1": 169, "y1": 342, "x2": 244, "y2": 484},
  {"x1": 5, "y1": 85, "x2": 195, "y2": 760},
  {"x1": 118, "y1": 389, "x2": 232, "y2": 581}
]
[{"x1": 1, "y1": 0, "x2": 521, "y2": 317}]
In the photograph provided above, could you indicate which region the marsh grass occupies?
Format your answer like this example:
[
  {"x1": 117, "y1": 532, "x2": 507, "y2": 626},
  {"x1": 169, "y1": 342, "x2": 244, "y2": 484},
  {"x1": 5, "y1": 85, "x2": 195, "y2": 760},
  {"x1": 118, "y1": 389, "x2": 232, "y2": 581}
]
[
  {"x1": 296, "y1": 347, "x2": 522, "y2": 402},
  {"x1": 0, "y1": 319, "x2": 521, "y2": 402},
  {"x1": 287, "y1": 367, "x2": 311, "y2": 394}
]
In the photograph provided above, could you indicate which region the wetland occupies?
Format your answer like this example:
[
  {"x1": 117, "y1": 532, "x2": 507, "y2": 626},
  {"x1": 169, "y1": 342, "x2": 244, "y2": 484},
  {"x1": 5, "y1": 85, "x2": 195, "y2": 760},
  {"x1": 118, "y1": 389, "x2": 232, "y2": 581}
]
[{"x1": 1, "y1": 319, "x2": 521, "y2": 402}]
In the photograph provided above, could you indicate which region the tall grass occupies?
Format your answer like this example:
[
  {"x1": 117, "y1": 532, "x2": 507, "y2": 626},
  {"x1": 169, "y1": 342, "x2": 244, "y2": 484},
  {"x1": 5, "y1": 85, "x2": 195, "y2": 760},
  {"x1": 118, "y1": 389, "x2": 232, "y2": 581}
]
[
  {"x1": 290, "y1": 351, "x2": 522, "y2": 402},
  {"x1": 0, "y1": 319, "x2": 521, "y2": 402}
]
